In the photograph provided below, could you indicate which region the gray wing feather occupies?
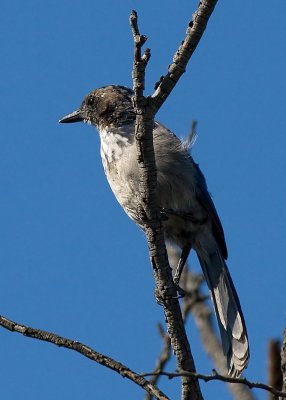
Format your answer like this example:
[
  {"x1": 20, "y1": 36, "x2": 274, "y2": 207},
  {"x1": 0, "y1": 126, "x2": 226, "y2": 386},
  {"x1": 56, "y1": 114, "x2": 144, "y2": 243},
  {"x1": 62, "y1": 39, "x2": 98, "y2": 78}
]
[{"x1": 193, "y1": 163, "x2": 228, "y2": 259}]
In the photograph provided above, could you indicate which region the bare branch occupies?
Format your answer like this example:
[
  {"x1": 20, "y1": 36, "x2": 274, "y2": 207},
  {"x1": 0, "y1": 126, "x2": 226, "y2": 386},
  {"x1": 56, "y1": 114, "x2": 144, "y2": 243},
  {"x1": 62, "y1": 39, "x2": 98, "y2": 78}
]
[
  {"x1": 130, "y1": 9, "x2": 205, "y2": 400},
  {"x1": 130, "y1": 10, "x2": 149, "y2": 64},
  {"x1": 170, "y1": 245, "x2": 255, "y2": 400},
  {"x1": 145, "y1": 324, "x2": 172, "y2": 400},
  {"x1": 141, "y1": 370, "x2": 286, "y2": 399},
  {"x1": 150, "y1": 0, "x2": 218, "y2": 112},
  {"x1": 130, "y1": 10, "x2": 151, "y2": 94},
  {"x1": 130, "y1": 2, "x2": 218, "y2": 398},
  {"x1": 0, "y1": 315, "x2": 169, "y2": 400},
  {"x1": 281, "y1": 329, "x2": 286, "y2": 400},
  {"x1": 268, "y1": 339, "x2": 283, "y2": 400},
  {"x1": 145, "y1": 245, "x2": 254, "y2": 400}
]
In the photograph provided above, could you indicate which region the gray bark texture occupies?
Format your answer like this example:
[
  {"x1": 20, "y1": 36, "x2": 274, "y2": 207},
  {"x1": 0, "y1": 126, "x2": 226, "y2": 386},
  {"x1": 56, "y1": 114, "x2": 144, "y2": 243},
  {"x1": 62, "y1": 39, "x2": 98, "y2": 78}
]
[{"x1": 130, "y1": 2, "x2": 218, "y2": 399}]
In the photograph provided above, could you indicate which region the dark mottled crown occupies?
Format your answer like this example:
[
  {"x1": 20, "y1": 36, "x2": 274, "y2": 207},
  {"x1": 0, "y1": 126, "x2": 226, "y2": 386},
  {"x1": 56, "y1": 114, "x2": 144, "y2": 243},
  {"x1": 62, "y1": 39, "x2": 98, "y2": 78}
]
[{"x1": 80, "y1": 85, "x2": 135, "y2": 129}]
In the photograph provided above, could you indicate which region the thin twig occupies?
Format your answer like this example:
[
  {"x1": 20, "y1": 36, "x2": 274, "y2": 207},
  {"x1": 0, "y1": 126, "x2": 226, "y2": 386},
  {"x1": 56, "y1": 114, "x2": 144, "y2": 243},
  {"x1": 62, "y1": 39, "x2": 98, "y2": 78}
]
[
  {"x1": 141, "y1": 370, "x2": 286, "y2": 399},
  {"x1": 144, "y1": 323, "x2": 172, "y2": 400},
  {"x1": 0, "y1": 315, "x2": 169, "y2": 400}
]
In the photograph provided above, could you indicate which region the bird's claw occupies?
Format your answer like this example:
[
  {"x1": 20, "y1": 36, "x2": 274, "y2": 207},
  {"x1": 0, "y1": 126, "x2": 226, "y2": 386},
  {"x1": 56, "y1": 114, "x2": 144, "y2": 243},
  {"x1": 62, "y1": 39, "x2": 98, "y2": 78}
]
[
  {"x1": 154, "y1": 283, "x2": 185, "y2": 304},
  {"x1": 174, "y1": 282, "x2": 186, "y2": 298}
]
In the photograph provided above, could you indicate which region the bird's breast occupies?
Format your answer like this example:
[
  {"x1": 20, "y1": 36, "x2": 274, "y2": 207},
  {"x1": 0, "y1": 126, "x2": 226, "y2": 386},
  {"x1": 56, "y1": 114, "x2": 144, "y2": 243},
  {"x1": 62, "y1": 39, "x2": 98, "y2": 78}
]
[
  {"x1": 99, "y1": 128, "x2": 132, "y2": 167},
  {"x1": 99, "y1": 127, "x2": 141, "y2": 223}
]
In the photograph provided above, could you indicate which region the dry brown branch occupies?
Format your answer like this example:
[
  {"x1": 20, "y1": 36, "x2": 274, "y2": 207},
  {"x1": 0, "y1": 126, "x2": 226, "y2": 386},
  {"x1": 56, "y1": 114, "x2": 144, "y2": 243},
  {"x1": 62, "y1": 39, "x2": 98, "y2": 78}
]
[
  {"x1": 169, "y1": 246, "x2": 255, "y2": 400},
  {"x1": 144, "y1": 323, "x2": 172, "y2": 400},
  {"x1": 268, "y1": 339, "x2": 283, "y2": 400},
  {"x1": 141, "y1": 370, "x2": 286, "y2": 399},
  {"x1": 144, "y1": 244, "x2": 202, "y2": 400},
  {"x1": 281, "y1": 329, "x2": 286, "y2": 400},
  {"x1": 130, "y1": 2, "x2": 218, "y2": 399},
  {"x1": 0, "y1": 315, "x2": 169, "y2": 400},
  {"x1": 130, "y1": 10, "x2": 202, "y2": 400},
  {"x1": 145, "y1": 244, "x2": 255, "y2": 400},
  {"x1": 151, "y1": 0, "x2": 218, "y2": 111}
]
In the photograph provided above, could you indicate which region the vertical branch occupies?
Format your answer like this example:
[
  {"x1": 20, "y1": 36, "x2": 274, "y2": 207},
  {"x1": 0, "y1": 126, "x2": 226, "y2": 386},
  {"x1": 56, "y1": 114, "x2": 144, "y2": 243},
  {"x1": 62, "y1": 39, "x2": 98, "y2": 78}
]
[
  {"x1": 130, "y1": 10, "x2": 203, "y2": 400},
  {"x1": 281, "y1": 329, "x2": 286, "y2": 400},
  {"x1": 130, "y1": 2, "x2": 218, "y2": 398},
  {"x1": 144, "y1": 323, "x2": 172, "y2": 400},
  {"x1": 268, "y1": 339, "x2": 283, "y2": 400}
]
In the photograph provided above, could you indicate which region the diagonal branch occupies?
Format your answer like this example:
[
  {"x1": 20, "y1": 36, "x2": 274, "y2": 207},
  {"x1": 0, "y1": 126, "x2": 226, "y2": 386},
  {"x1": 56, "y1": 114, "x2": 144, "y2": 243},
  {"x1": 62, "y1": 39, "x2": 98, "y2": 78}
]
[
  {"x1": 0, "y1": 315, "x2": 169, "y2": 400},
  {"x1": 151, "y1": 0, "x2": 218, "y2": 112}
]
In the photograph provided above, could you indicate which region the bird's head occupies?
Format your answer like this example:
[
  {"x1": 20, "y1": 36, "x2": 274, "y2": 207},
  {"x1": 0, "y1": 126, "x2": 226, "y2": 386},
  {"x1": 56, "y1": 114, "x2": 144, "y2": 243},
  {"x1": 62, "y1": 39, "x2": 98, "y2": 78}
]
[{"x1": 59, "y1": 85, "x2": 135, "y2": 130}]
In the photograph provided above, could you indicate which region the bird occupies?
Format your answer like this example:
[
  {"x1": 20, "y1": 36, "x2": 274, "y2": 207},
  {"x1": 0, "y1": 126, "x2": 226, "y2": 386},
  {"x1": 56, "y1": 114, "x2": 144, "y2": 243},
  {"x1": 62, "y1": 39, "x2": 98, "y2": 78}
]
[{"x1": 59, "y1": 84, "x2": 249, "y2": 377}]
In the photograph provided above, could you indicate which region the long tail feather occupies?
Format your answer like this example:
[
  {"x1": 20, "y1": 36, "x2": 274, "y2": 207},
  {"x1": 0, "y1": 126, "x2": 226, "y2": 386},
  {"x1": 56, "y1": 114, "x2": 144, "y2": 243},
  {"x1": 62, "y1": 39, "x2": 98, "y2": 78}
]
[{"x1": 197, "y1": 249, "x2": 249, "y2": 377}]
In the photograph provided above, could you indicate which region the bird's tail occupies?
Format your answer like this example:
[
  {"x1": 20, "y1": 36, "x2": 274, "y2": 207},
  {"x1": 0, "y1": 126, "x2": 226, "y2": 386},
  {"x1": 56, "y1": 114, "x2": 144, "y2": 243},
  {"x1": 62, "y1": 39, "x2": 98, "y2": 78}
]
[{"x1": 197, "y1": 248, "x2": 249, "y2": 377}]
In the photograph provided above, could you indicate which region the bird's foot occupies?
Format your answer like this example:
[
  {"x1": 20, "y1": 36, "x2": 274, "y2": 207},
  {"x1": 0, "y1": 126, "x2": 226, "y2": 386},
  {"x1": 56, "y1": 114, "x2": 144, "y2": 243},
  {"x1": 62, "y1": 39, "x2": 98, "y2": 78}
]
[
  {"x1": 154, "y1": 283, "x2": 185, "y2": 304},
  {"x1": 154, "y1": 287, "x2": 164, "y2": 305},
  {"x1": 173, "y1": 279, "x2": 186, "y2": 298}
]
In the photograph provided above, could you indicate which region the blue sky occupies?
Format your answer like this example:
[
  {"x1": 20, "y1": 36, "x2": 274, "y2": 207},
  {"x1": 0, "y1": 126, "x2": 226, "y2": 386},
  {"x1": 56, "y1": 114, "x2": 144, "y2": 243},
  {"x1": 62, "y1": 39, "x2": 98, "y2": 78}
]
[{"x1": 1, "y1": 1, "x2": 286, "y2": 399}]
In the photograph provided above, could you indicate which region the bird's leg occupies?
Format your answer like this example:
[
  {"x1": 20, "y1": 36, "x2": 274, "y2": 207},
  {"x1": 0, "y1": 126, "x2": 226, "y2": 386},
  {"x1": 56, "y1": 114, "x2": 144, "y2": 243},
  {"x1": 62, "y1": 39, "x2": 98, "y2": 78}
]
[{"x1": 173, "y1": 246, "x2": 191, "y2": 296}]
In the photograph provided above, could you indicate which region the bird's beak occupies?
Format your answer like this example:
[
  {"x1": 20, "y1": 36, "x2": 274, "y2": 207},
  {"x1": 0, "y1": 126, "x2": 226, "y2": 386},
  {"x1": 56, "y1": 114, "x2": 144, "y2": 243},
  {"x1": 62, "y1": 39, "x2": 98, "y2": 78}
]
[{"x1": 59, "y1": 109, "x2": 84, "y2": 123}]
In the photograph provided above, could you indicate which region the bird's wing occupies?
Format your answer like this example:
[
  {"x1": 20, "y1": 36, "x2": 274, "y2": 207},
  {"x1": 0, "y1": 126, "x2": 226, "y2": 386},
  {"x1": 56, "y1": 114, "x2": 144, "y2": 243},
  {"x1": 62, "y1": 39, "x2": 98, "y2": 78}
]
[
  {"x1": 153, "y1": 121, "x2": 228, "y2": 259},
  {"x1": 193, "y1": 162, "x2": 228, "y2": 259}
]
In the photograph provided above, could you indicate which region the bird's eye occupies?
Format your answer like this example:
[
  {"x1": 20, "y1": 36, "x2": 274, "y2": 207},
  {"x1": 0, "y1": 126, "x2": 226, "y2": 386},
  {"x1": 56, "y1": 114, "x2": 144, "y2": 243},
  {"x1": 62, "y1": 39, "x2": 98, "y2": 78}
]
[{"x1": 87, "y1": 96, "x2": 95, "y2": 106}]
